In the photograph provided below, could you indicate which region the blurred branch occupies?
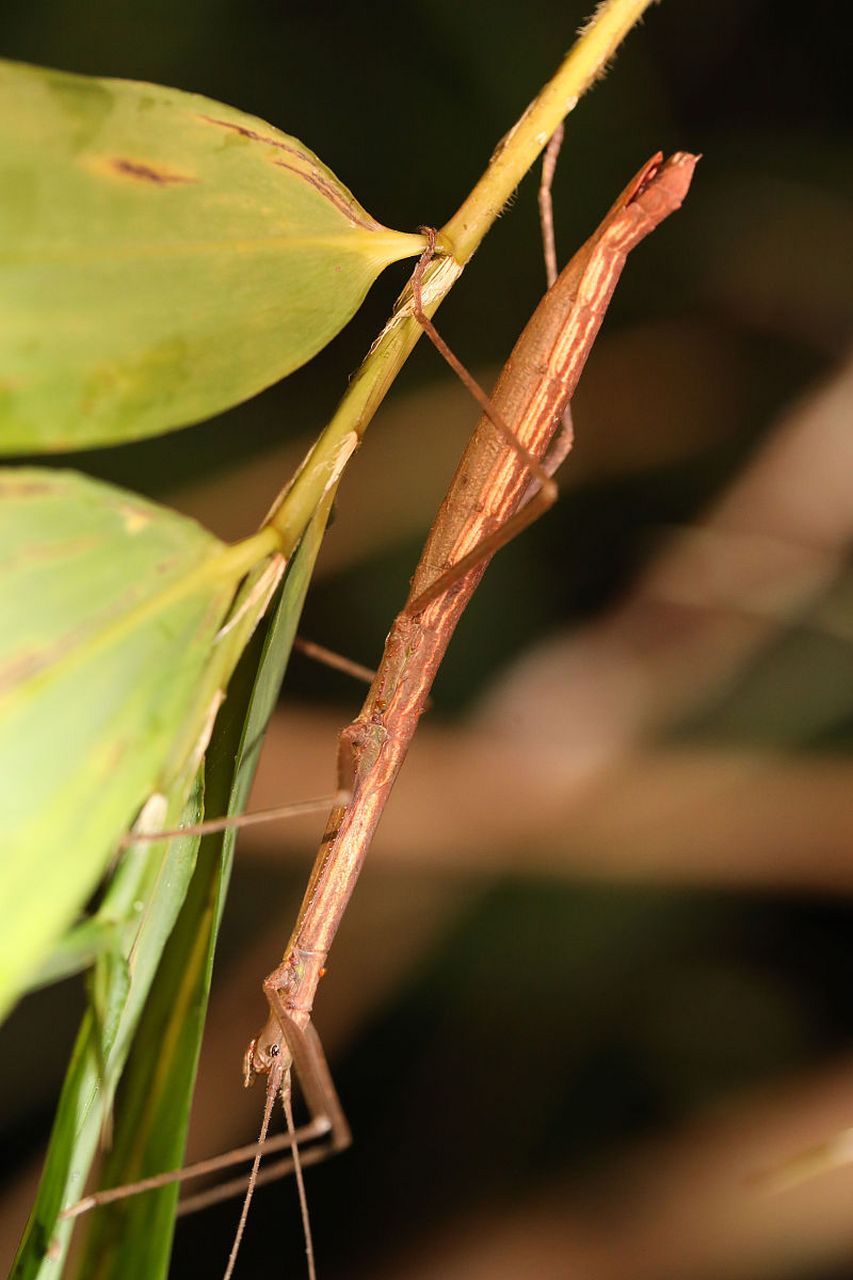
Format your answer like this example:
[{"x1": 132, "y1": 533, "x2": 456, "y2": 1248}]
[
  {"x1": 700, "y1": 173, "x2": 853, "y2": 353},
  {"x1": 376, "y1": 1057, "x2": 853, "y2": 1280},
  {"x1": 479, "y1": 349, "x2": 853, "y2": 757}
]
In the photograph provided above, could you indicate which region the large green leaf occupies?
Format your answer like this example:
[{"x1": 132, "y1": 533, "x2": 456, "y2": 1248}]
[
  {"x1": 73, "y1": 498, "x2": 332, "y2": 1280},
  {"x1": 10, "y1": 514, "x2": 300, "y2": 1280},
  {"x1": 0, "y1": 467, "x2": 276, "y2": 1017},
  {"x1": 0, "y1": 60, "x2": 425, "y2": 452}
]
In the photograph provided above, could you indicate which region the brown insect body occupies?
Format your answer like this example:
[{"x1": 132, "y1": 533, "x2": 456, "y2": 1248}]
[{"x1": 246, "y1": 150, "x2": 698, "y2": 1078}]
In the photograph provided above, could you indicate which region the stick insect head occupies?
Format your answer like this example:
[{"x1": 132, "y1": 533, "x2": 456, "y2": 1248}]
[{"x1": 243, "y1": 1019, "x2": 289, "y2": 1088}]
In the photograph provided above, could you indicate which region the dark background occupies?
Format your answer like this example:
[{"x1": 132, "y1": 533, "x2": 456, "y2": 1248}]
[{"x1": 1, "y1": 3, "x2": 852, "y2": 1277}]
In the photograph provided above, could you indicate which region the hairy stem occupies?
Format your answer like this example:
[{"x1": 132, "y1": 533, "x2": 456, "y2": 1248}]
[{"x1": 261, "y1": 0, "x2": 656, "y2": 554}]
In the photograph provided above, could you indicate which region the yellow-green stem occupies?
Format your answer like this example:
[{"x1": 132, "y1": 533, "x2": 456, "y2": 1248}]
[
  {"x1": 262, "y1": 0, "x2": 656, "y2": 557},
  {"x1": 443, "y1": 0, "x2": 657, "y2": 261}
]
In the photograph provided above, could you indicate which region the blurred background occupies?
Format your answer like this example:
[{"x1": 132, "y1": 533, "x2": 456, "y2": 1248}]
[{"x1": 2, "y1": 1, "x2": 852, "y2": 1276}]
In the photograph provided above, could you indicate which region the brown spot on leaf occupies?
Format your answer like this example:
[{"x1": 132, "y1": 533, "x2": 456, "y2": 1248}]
[
  {"x1": 0, "y1": 478, "x2": 55, "y2": 498},
  {"x1": 97, "y1": 157, "x2": 195, "y2": 185},
  {"x1": 271, "y1": 157, "x2": 370, "y2": 227},
  {"x1": 196, "y1": 113, "x2": 378, "y2": 230},
  {"x1": 196, "y1": 113, "x2": 295, "y2": 152}
]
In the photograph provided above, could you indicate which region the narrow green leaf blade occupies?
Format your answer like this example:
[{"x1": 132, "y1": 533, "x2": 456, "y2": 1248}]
[
  {"x1": 0, "y1": 60, "x2": 424, "y2": 452},
  {"x1": 26, "y1": 917, "x2": 136, "y2": 993}
]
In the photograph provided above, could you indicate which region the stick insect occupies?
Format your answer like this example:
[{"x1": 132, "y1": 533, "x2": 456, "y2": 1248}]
[{"x1": 64, "y1": 147, "x2": 697, "y2": 1275}]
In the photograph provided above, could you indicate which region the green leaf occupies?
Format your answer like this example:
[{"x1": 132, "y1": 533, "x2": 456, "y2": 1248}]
[
  {"x1": 0, "y1": 467, "x2": 274, "y2": 1018},
  {"x1": 73, "y1": 498, "x2": 331, "y2": 1280},
  {"x1": 26, "y1": 917, "x2": 133, "y2": 993},
  {"x1": 0, "y1": 59, "x2": 425, "y2": 452},
  {"x1": 11, "y1": 524, "x2": 292, "y2": 1280}
]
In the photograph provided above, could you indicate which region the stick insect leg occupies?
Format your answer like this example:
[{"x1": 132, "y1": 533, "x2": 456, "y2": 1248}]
[
  {"x1": 539, "y1": 121, "x2": 564, "y2": 289},
  {"x1": 537, "y1": 122, "x2": 575, "y2": 481},
  {"x1": 219, "y1": 1004, "x2": 348, "y2": 1280},
  {"x1": 215, "y1": 1000, "x2": 350, "y2": 1276},
  {"x1": 406, "y1": 241, "x2": 556, "y2": 614},
  {"x1": 268, "y1": 996, "x2": 352, "y2": 1162},
  {"x1": 120, "y1": 790, "x2": 350, "y2": 846},
  {"x1": 407, "y1": 159, "x2": 580, "y2": 617},
  {"x1": 411, "y1": 230, "x2": 558, "y2": 506},
  {"x1": 222, "y1": 1047, "x2": 318, "y2": 1280},
  {"x1": 293, "y1": 635, "x2": 377, "y2": 687},
  {"x1": 178, "y1": 1018, "x2": 351, "y2": 1217},
  {"x1": 61, "y1": 1023, "x2": 349, "y2": 1220}
]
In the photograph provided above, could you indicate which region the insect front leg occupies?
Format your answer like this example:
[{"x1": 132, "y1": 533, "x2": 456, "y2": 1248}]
[
  {"x1": 235, "y1": 955, "x2": 351, "y2": 1174},
  {"x1": 404, "y1": 235, "x2": 563, "y2": 614}
]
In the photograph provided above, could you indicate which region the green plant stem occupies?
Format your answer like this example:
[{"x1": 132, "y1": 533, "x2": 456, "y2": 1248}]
[
  {"x1": 443, "y1": 0, "x2": 658, "y2": 260},
  {"x1": 261, "y1": 0, "x2": 656, "y2": 555}
]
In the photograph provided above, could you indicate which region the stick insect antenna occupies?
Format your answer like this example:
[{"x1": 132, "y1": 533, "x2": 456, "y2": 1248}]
[
  {"x1": 222, "y1": 1058, "x2": 284, "y2": 1280},
  {"x1": 283, "y1": 1080, "x2": 317, "y2": 1280},
  {"x1": 536, "y1": 124, "x2": 575, "y2": 481}
]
